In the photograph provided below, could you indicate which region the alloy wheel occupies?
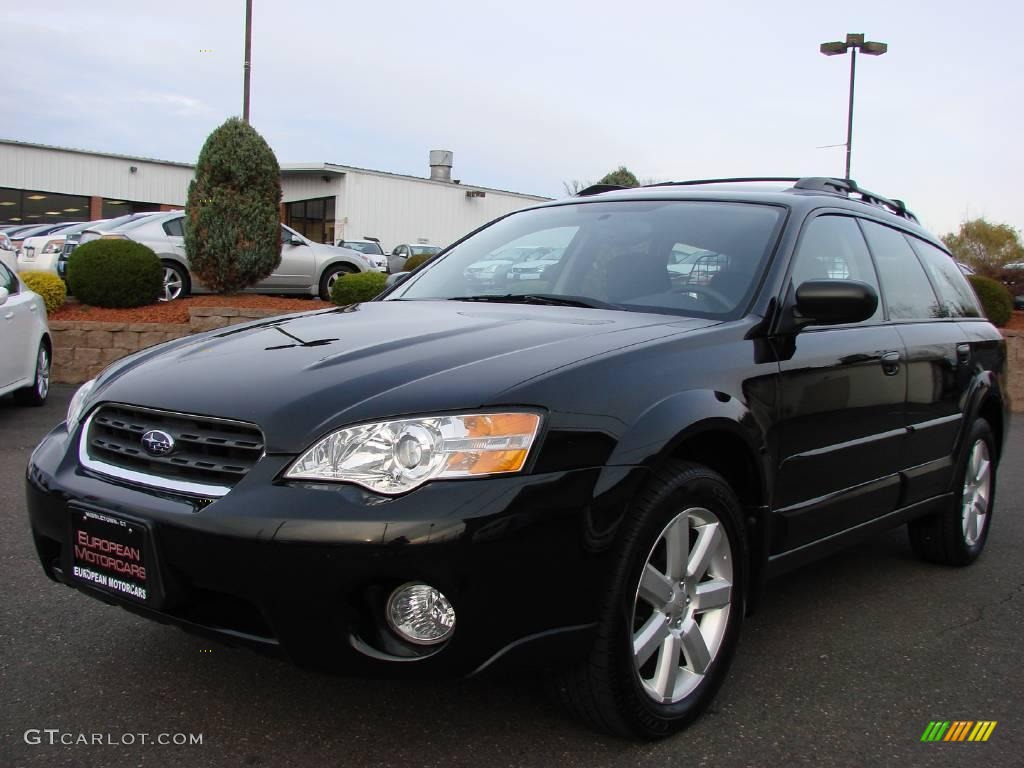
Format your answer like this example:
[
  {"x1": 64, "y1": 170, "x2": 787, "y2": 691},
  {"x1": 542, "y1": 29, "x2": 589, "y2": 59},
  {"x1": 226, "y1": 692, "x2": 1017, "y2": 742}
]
[
  {"x1": 36, "y1": 346, "x2": 50, "y2": 399},
  {"x1": 632, "y1": 506, "x2": 733, "y2": 704},
  {"x1": 162, "y1": 267, "x2": 184, "y2": 301},
  {"x1": 962, "y1": 439, "x2": 991, "y2": 546}
]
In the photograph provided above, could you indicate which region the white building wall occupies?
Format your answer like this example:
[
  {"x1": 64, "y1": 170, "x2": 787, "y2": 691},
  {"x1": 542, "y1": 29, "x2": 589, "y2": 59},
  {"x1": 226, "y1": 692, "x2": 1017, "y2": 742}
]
[
  {"x1": 0, "y1": 143, "x2": 192, "y2": 204},
  {"x1": 281, "y1": 174, "x2": 343, "y2": 203},
  {"x1": 336, "y1": 171, "x2": 547, "y2": 252}
]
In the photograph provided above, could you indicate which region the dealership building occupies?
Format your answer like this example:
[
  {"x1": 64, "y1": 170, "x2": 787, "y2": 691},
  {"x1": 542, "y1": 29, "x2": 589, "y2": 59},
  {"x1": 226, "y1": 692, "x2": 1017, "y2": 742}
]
[{"x1": 0, "y1": 140, "x2": 549, "y2": 251}]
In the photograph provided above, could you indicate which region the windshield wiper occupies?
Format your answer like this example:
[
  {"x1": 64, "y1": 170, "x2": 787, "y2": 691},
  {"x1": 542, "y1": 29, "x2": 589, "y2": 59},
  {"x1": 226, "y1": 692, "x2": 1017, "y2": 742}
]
[{"x1": 450, "y1": 294, "x2": 619, "y2": 310}]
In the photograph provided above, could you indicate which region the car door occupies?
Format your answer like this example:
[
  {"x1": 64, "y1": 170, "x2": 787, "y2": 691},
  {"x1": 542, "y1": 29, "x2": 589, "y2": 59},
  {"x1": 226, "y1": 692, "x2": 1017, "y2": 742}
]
[
  {"x1": 0, "y1": 264, "x2": 34, "y2": 389},
  {"x1": 771, "y1": 214, "x2": 907, "y2": 554},
  {"x1": 258, "y1": 226, "x2": 314, "y2": 291},
  {"x1": 388, "y1": 245, "x2": 409, "y2": 274},
  {"x1": 863, "y1": 223, "x2": 975, "y2": 505}
]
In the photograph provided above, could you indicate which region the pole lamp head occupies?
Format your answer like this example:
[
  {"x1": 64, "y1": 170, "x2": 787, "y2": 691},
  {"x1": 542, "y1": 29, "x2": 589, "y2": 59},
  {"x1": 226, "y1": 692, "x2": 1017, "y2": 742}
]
[
  {"x1": 860, "y1": 41, "x2": 888, "y2": 56},
  {"x1": 820, "y1": 41, "x2": 848, "y2": 56}
]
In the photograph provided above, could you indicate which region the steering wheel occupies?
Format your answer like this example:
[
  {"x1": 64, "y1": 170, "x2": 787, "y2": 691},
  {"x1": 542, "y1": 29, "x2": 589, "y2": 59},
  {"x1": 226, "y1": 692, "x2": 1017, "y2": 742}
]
[{"x1": 671, "y1": 283, "x2": 732, "y2": 311}]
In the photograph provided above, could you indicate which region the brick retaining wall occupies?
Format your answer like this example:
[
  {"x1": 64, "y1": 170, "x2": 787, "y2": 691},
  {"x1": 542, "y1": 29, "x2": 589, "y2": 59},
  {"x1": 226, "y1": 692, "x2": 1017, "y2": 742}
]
[
  {"x1": 48, "y1": 312, "x2": 1024, "y2": 412},
  {"x1": 50, "y1": 307, "x2": 290, "y2": 384}
]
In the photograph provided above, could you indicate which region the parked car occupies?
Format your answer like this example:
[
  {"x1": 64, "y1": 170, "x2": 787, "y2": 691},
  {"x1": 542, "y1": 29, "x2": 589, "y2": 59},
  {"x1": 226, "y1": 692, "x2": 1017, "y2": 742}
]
[
  {"x1": 18, "y1": 221, "x2": 100, "y2": 275},
  {"x1": 462, "y1": 246, "x2": 556, "y2": 287},
  {"x1": 57, "y1": 215, "x2": 161, "y2": 278},
  {"x1": 338, "y1": 239, "x2": 388, "y2": 272},
  {"x1": 26, "y1": 176, "x2": 1007, "y2": 739},
  {"x1": 507, "y1": 247, "x2": 565, "y2": 282},
  {"x1": 387, "y1": 243, "x2": 442, "y2": 274},
  {"x1": 0, "y1": 261, "x2": 50, "y2": 405},
  {"x1": 9, "y1": 222, "x2": 76, "y2": 252},
  {"x1": 111, "y1": 211, "x2": 372, "y2": 300},
  {"x1": 0, "y1": 230, "x2": 16, "y2": 272}
]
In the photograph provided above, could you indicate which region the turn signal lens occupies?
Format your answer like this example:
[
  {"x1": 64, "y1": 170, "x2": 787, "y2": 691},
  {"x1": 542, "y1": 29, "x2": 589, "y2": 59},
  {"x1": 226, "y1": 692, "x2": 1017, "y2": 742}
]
[{"x1": 285, "y1": 411, "x2": 542, "y2": 495}]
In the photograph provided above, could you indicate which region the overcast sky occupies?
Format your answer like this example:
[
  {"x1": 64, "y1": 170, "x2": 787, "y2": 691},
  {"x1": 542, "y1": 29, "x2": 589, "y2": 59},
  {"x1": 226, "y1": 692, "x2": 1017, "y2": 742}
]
[{"x1": 4, "y1": 0, "x2": 1021, "y2": 237}]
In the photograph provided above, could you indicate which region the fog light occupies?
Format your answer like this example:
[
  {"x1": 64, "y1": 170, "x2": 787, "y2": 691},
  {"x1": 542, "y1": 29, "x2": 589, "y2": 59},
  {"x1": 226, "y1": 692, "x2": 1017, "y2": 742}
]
[{"x1": 386, "y1": 583, "x2": 456, "y2": 645}]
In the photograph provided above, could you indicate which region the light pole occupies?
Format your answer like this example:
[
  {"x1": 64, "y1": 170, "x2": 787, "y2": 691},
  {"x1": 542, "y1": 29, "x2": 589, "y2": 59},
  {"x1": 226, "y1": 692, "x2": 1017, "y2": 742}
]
[
  {"x1": 820, "y1": 33, "x2": 887, "y2": 179},
  {"x1": 242, "y1": 0, "x2": 253, "y2": 122}
]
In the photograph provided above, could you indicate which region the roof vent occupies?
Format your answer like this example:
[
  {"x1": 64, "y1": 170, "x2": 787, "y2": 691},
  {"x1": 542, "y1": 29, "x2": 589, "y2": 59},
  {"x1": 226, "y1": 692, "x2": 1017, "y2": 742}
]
[{"x1": 429, "y1": 150, "x2": 453, "y2": 182}]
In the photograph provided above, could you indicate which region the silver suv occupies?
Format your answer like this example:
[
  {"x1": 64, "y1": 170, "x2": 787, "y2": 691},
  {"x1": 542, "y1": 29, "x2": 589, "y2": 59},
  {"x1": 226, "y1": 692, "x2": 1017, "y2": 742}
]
[{"x1": 107, "y1": 211, "x2": 372, "y2": 301}]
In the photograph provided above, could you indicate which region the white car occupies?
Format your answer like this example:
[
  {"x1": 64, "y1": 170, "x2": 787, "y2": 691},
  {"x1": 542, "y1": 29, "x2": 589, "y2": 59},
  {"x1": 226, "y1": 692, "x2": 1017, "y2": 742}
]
[
  {"x1": 337, "y1": 239, "x2": 388, "y2": 272},
  {"x1": 17, "y1": 221, "x2": 95, "y2": 275},
  {"x1": 0, "y1": 231, "x2": 16, "y2": 273},
  {"x1": 110, "y1": 211, "x2": 373, "y2": 301},
  {"x1": 0, "y1": 261, "x2": 51, "y2": 406}
]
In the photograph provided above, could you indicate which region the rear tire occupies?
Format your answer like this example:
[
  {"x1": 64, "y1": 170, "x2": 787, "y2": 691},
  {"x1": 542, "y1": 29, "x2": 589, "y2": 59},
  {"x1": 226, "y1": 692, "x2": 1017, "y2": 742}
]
[
  {"x1": 160, "y1": 261, "x2": 190, "y2": 302},
  {"x1": 319, "y1": 264, "x2": 357, "y2": 301},
  {"x1": 908, "y1": 418, "x2": 996, "y2": 566},
  {"x1": 14, "y1": 341, "x2": 50, "y2": 407},
  {"x1": 548, "y1": 461, "x2": 747, "y2": 738}
]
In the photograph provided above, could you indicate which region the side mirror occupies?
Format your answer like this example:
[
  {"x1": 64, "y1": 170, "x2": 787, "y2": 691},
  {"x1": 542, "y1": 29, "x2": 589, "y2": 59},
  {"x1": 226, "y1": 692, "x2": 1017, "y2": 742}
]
[
  {"x1": 0, "y1": 287, "x2": 8, "y2": 306},
  {"x1": 793, "y1": 279, "x2": 878, "y2": 328},
  {"x1": 385, "y1": 272, "x2": 410, "y2": 290},
  {"x1": 289, "y1": 236, "x2": 303, "y2": 246}
]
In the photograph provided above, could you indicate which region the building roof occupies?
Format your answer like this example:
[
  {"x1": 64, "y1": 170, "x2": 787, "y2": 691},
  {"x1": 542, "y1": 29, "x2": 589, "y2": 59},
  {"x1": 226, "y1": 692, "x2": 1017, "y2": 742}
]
[{"x1": 1, "y1": 139, "x2": 550, "y2": 201}]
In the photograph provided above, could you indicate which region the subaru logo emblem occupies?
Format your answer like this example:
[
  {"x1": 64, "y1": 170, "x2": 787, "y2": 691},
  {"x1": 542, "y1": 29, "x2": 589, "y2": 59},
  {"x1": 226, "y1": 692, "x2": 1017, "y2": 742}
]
[{"x1": 141, "y1": 430, "x2": 175, "y2": 457}]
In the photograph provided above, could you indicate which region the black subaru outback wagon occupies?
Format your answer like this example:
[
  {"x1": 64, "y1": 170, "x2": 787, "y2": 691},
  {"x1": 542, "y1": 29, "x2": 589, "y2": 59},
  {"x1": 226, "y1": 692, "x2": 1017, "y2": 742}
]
[{"x1": 27, "y1": 177, "x2": 1007, "y2": 738}]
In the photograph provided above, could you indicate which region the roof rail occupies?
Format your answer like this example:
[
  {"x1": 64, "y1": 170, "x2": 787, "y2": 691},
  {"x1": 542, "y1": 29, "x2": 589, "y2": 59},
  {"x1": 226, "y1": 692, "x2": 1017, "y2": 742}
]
[
  {"x1": 575, "y1": 183, "x2": 628, "y2": 197},
  {"x1": 645, "y1": 177, "x2": 802, "y2": 188},
  {"x1": 792, "y1": 177, "x2": 918, "y2": 223}
]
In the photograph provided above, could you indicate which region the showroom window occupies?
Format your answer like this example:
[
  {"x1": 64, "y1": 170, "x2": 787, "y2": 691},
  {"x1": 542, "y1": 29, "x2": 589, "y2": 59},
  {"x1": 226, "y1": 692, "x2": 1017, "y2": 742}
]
[
  {"x1": 285, "y1": 196, "x2": 336, "y2": 243},
  {"x1": 101, "y1": 199, "x2": 161, "y2": 218},
  {"x1": 0, "y1": 187, "x2": 90, "y2": 225}
]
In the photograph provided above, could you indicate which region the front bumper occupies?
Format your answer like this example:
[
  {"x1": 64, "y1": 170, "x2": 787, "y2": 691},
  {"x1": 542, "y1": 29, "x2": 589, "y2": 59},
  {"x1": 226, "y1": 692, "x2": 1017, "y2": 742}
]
[{"x1": 26, "y1": 423, "x2": 645, "y2": 677}]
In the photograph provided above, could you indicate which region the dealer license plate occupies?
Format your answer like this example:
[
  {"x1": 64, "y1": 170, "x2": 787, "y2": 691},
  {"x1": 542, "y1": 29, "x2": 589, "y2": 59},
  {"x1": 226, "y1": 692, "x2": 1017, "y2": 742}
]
[{"x1": 70, "y1": 508, "x2": 152, "y2": 604}]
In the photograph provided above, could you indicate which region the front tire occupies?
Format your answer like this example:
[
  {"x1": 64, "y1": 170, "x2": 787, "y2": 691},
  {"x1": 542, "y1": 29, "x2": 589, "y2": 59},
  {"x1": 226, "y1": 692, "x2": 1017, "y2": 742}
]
[
  {"x1": 14, "y1": 342, "x2": 50, "y2": 406},
  {"x1": 319, "y1": 264, "x2": 357, "y2": 301},
  {"x1": 908, "y1": 418, "x2": 996, "y2": 566},
  {"x1": 549, "y1": 461, "x2": 747, "y2": 738}
]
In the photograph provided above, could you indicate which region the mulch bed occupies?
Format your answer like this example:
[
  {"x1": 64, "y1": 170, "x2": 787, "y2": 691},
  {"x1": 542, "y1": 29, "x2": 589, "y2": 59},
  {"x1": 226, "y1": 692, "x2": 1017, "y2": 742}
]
[
  {"x1": 1003, "y1": 311, "x2": 1024, "y2": 332},
  {"x1": 50, "y1": 295, "x2": 330, "y2": 324}
]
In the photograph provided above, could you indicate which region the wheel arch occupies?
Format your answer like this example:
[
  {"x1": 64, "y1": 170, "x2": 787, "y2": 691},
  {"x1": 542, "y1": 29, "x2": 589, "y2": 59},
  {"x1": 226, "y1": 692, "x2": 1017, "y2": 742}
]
[{"x1": 961, "y1": 371, "x2": 1008, "y2": 463}]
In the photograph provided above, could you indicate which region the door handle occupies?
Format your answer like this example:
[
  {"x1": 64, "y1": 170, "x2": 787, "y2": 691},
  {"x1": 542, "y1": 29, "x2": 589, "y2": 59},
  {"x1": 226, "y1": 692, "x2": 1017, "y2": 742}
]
[
  {"x1": 29, "y1": 304, "x2": 37, "y2": 312},
  {"x1": 3, "y1": 311, "x2": 13, "y2": 320},
  {"x1": 880, "y1": 350, "x2": 901, "y2": 376}
]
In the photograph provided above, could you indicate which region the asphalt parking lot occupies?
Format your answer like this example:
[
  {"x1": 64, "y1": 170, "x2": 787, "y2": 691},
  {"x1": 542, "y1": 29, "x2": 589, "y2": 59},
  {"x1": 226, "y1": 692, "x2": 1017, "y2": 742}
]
[{"x1": 1, "y1": 386, "x2": 1021, "y2": 768}]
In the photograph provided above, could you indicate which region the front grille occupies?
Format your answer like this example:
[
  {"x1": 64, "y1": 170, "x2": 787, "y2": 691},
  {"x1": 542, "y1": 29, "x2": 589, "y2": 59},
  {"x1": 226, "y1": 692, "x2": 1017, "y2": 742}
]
[{"x1": 85, "y1": 404, "x2": 264, "y2": 493}]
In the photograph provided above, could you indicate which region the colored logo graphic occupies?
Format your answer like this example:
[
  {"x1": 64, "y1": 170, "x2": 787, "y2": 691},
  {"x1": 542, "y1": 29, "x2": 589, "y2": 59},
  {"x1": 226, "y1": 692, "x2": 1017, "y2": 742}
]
[{"x1": 921, "y1": 721, "x2": 997, "y2": 742}]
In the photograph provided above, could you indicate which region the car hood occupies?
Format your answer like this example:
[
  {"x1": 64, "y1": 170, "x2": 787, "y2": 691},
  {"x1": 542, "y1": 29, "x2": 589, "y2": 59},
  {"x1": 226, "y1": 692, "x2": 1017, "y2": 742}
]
[{"x1": 92, "y1": 301, "x2": 714, "y2": 453}]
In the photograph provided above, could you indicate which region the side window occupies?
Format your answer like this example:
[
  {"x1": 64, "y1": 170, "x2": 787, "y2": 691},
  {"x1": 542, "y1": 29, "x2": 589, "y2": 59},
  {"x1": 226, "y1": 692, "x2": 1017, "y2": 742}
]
[
  {"x1": 162, "y1": 217, "x2": 184, "y2": 238},
  {"x1": 860, "y1": 220, "x2": 941, "y2": 320},
  {"x1": 0, "y1": 263, "x2": 16, "y2": 293},
  {"x1": 791, "y1": 215, "x2": 882, "y2": 322},
  {"x1": 908, "y1": 238, "x2": 981, "y2": 318}
]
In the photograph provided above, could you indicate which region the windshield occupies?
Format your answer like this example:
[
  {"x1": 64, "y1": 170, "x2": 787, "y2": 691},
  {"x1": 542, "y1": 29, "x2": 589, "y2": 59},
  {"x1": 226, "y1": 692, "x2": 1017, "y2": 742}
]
[
  {"x1": 389, "y1": 201, "x2": 785, "y2": 318},
  {"x1": 342, "y1": 241, "x2": 384, "y2": 255}
]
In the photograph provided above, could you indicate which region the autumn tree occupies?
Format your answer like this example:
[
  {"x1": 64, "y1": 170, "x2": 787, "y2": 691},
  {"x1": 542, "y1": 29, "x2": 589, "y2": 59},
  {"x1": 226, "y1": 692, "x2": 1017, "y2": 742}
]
[{"x1": 942, "y1": 218, "x2": 1024, "y2": 276}]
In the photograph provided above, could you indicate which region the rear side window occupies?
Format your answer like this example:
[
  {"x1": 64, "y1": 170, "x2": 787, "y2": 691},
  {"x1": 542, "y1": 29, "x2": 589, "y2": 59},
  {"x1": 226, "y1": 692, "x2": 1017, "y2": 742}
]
[
  {"x1": 791, "y1": 215, "x2": 882, "y2": 322},
  {"x1": 0, "y1": 263, "x2": 16, "y2": 293},
  {"x1": 162, "y1": 218, "x2": 184, "y2": 237},
  {"x1": 860, "y1": 220, "x2": 940, "y2": 320},
  {"x1": 909, "y1": 238, "x2": 981, "y2": 318}
]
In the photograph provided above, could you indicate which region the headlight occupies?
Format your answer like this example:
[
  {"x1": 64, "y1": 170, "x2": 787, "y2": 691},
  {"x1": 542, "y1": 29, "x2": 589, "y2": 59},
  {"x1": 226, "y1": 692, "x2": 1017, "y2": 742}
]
[
  {"x1": 41, "y1": 239, "x2": 64, "y2": 254},
  {"x1": 285, "y1": 412, "x2": 542, "y2": 495},
  {"x1": 66, "y1": 379, "x2": 97, "y2": 433}
]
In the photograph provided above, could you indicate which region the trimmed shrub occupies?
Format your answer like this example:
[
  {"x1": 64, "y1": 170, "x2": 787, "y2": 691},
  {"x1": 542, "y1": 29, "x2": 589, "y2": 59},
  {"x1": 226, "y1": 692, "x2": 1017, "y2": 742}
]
[
  {"x1": 20, "y1": 271, "x2": 67, "y2": 313},
  {"x1": 330, "y1": 271, "x2": 388, "y2": 305},
  {"x1": 66, "y1": 240, "x2": 162, "y2": 308},
  {"x1": 403, "y1": 253, "x2": 433, "y2": 271},
  {"x1": 185, "y1": 117, "x2": 282, "y2": 293},
  {"x1": 967, "y1": 274, "x2": 1013, "y2": 327}
]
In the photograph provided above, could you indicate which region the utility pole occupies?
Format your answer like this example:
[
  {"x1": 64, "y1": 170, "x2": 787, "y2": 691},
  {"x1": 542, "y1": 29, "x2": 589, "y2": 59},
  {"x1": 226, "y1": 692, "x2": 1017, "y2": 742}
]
[{"x1": 243, "y1": 0, "x2": 253, "y2": 122}]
